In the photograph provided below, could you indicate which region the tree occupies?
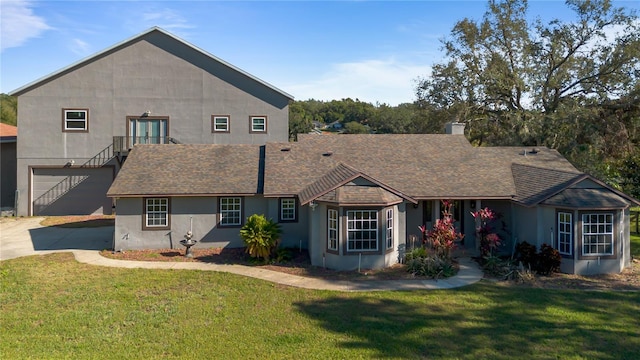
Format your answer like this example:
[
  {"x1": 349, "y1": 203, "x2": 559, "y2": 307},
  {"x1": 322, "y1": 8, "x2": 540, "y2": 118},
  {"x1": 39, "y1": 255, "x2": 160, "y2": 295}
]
[
  {"x1": 239, "y1": 214, "x2": 282, "y2": 261},
  {"x1": 416, "y1": 0, "x2": 639, "y2": 189},
  {"x1": 1, "y1": 94, "x2": 17, "y2": 126},
  {"x1": 288, "y1": 101, "x2": 313, "y2": 141},
  {"x1": 343, "y1": 121, "x2": 369, "y2": 134}
]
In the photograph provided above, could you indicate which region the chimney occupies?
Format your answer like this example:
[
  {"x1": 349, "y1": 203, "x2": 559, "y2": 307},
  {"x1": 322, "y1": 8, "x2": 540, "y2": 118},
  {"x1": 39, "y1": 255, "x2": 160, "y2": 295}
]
[{"x1": 445, "y1": 122, "x2": 465, "y2": 135}]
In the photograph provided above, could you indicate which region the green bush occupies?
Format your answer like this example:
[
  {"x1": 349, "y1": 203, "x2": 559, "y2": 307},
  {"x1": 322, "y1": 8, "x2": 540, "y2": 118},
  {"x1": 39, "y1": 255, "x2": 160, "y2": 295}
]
[
  {"x1": 405, "y1": 248, "x2": 455, "y2": 278},
  {"x1": 239, "y1": 214, "x2": 282, "y2": 261},
  {"x1": 537, "y1": 244, "x2": 561, "y2": 275},
  {"x1": 515, "y1": 241, "x2": 537, "y2": 269}
]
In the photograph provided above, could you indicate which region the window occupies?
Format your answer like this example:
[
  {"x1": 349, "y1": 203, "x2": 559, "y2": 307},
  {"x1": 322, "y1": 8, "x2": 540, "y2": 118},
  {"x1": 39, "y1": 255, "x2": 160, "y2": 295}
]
[
  {"x1": 557, "y1": 212, "x2": 573, "y2": 256},
  {"x1": 328, "y1": 209, "x2": 338, "y2": 252},
  {"x1": 212, "y1": 115, "x2": 230, "y2": 133},
  {"x1": 250, "y1": 116, "x2": 267, "y2": 133},
  {"x1": 582, "y1": 213, "x2": 614, "y2": 256},
  {"x1": 347, "y1": 210, "x2": 378, "y2": 252},
  {"x1": 386, "y1": 209, "x2": 394, "y2": 250},
  {"x1": 63, "y1": 109, "x2": 88, "y2": 132},
  {"x1": 279, "y1": 198, "x2": 297, "y2": 222},
  {"x1": 219, "y1": 197, "x2": 242, "y2": 226},
  {"x1": 144, "y1": 198, "x2": 169, "y2": 229}
]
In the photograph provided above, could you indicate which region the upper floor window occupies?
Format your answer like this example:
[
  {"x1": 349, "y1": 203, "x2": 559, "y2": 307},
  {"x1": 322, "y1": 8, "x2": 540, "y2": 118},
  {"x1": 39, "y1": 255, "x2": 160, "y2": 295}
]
[
  {"x1": 346, "y1": 210, "x2": 378, "y2": 252},
  {"x1": 63, "y1": 109, "x2": 89, "y2": 132},
  {"x1": 212, "y1": 115, "x2": 230, "y2": 133},
  {"x1": 582, "y1": 213, "x2": 614, "y2": 256},
  {"x1": 279, "y1": 198, "x2": 297, "y2": 222},
  {"x1": 219, "y1": 197, "x2": 242, "y2": 226},
  {"x1": 143, "y1": 197, "x2": 170, "y2": 230},
  {"x1": 250, "y1": 116, "x2": 267, "y2": 133}
]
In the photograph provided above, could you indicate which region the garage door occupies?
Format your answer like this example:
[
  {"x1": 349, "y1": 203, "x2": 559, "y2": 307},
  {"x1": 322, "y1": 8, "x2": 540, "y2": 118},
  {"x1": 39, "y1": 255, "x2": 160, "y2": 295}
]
[{"x1": 32, "y1": 167, "x2": 114, "y2": 216}]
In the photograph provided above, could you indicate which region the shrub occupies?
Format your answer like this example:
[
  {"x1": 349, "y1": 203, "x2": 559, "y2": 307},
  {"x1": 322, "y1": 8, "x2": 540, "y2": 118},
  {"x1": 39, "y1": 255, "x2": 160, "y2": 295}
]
[
  {"x1": 420, "y1": 200, "x2": 463, "y2": 260},
  {"x1": 515, "y1": 241, "x2": 538, "y2": 269},
  {"x1": 515, "y1": 241, "x2": 561, "y2": 275},
  {"x1": 472, "y1": 207, "x2": 503, "y2": 257},
  {"x1": 405, "y1": 248, "x2": 456, "y2": 278},
  {"x1": 537, "y1": 244, "x2": 561, "y2": 275},
  {"x1": 239, "y1": 214, "x2": 282, "y2": 261}
]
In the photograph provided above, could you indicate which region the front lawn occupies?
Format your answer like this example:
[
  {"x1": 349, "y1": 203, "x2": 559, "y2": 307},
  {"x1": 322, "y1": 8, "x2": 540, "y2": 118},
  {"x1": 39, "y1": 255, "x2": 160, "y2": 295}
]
[{"x1": 1, "y1": 254, "x2": 639, "y2": 359}]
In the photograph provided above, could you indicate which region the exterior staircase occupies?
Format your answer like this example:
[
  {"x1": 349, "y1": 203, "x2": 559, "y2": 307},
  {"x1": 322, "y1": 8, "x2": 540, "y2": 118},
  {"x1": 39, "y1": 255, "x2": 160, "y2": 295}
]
[{"x1": 32, "y1": 136, "x2": 180, "y2": 215}]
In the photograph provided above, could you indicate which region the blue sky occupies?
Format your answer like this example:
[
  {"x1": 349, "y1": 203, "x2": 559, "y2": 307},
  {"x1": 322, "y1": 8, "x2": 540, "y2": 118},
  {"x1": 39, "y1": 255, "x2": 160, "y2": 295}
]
[{"x1": 1, "y1": 0, "x2": 638, "y2": 105}]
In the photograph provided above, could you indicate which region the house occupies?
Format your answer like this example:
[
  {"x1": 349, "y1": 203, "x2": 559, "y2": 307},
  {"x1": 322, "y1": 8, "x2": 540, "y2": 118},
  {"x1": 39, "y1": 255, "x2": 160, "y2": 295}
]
[
  {"x1": 0, "y1": 123, "x2": 17, "y2": 211},
  {"x1": 107, "y1": 124, "x2": 639, "y2": 275},
  {"x1": 8, "y1": 27, "x2": 293, "y2": 217}
]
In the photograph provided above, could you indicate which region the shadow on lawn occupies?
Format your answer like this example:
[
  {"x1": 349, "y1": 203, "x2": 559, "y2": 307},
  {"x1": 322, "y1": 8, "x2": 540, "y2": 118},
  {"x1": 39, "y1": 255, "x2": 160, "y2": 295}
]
[{"x1": 293, "y1": 284, "x2": 640, "y2": 358}]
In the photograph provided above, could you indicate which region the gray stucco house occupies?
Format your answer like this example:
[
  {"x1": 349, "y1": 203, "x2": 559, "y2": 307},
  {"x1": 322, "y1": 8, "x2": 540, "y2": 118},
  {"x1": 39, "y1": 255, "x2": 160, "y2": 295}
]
[
  {"x1": 107, "y1": 127, "x2": 639, "y2": 275},
  {"x1": 8, "y1": 27, "x2": 293, "y2": 217}
]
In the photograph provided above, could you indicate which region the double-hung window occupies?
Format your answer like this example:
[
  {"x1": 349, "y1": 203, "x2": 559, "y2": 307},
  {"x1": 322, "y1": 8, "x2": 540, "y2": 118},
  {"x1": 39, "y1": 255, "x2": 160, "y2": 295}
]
[
  {"x1": 219, "y1": 197, "x2": 242, "y2": 226},
  {"x1": 386, "y1": 209, "x2": 394, "y2": 250},
  {"x1": 144, "y1": 198, "x2": 170, "y2": 229},
  {"x1": 346, "y1": 210, "x2": 378, "y2": 252},
  {"x1": 212, "y1": 115, "x2": 230, "y2": 133},
  {"x1": 582, "y1": 213, "x2": 614, "y2": 256},
  {"x1": 250, "y1": 116, "x2": 267, "y2": 133},
  {"x1": 279, "y1": 198, "x2": 296, "y2": 222},
  {"x1": 557, "y1": 212, "x2": 572, "y2": 256},
  {"x1": 327, "y1": 209, "x2": 338, "y2": 252},
  {"x1": 63, "y1": 109, "x2": 88, "y2": 132}
]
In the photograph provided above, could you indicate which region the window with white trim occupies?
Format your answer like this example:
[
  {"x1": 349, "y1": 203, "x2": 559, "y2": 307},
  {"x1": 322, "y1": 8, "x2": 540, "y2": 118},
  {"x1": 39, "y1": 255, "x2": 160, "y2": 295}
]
[
  {"x1": 280, "y1": 198, "x2": 296, "y2": 222},
  {"x1": 250, "y1": 116, "x2": 267, "y2": 133},
  {"x1": 558, "y1": 212, "x2": 572, "y2": 255},
  {"x1": 582, "y1": 213, "x2": 613, "y2": 256},
  {"x1": 219, "y1": 197, "x2": 242, "y2": 226},
  {"x1": 347, "y1": 210, "x2": 378, "y2": 252},
  {"x1": 145, "y1": 198, "x2": 169, "y2": 228},
  {"x1": 212, "y1": 115, "x2": 230, "y2": 132},
  {"x1": 386, "y1": 208, "x2": 394, "y2": 250},
  {"x1": 328, "y1": 209, "x2": 338, "y2": 251},
  {"x1": 63, "y1": 109, "x2": 88, "y2": 131}
]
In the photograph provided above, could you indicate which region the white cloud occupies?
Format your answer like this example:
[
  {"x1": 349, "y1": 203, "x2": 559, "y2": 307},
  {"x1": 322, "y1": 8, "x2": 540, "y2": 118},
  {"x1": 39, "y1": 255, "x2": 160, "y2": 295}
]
[
  {"x1": 140, "y1": 7, "x2": 194, "y2": 31},
  {"x1": 286, "y1": 58, "x2": 432, "y2": 106},
  {"x1": 70, "y1": 38, "x2": 91, "y2": 56},
  {"x1": 0, "y1": 0, "x2": 50, "y2": 51}
]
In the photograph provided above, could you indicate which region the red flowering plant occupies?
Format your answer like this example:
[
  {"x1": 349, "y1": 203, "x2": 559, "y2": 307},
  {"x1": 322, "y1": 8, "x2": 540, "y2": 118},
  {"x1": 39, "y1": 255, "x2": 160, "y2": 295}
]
[
  {"x1": 418, "y1": 200, "x2": 464, "y2": 260},
  {"x1": 471, "y1": 207, "x2": 502, "y2": 257}
]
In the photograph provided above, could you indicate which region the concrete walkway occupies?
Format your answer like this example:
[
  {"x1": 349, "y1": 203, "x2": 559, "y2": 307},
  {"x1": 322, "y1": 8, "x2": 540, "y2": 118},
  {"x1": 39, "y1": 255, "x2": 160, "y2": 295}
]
[{"x1": 1, "y1": 218, "x2": 484, "y2": 292}]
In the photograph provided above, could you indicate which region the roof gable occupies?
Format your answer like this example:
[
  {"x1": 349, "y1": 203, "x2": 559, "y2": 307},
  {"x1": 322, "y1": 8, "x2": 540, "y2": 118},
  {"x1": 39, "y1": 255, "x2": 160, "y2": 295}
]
[
  {"x1": 9, "y1": 27, "x2": 293, "y2": 105},
  {"x1": 297, "y1": 163, "x2": 415, "y2": 205}
]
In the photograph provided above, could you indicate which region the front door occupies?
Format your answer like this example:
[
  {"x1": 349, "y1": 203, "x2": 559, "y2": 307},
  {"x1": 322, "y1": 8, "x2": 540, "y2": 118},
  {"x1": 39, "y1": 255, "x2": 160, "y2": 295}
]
[{"x1": 128, "y1": 117, "x2": 168, "y2": 146}]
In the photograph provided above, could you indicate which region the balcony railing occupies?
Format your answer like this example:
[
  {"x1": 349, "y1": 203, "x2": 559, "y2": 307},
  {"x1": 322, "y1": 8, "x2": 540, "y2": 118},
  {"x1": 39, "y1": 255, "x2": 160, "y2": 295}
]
[{"x1": 113, "y1": 136, "x2": 181, "y2": 153}]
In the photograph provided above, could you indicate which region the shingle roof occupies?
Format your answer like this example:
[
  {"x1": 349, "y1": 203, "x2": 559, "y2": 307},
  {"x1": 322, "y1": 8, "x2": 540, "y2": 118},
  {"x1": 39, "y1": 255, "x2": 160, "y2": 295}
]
[
  {"x1": 542, "y1": 188, "x2": 631, "y2": 209},
  {"x1": 317, "y1": 186, "x2": 404, "y2": 206},
  {"x1": 107, "y1": 144, "x2": 262, "y2": 197},
  {"x1": 0, "y1": 123, "x2": 17, "y2": 137},
  {"x1": 264, "y1": 135, "x2": 580, "y2": 200},
  {"x1": 297, "y1": 162, "x2": 415, "y2": 205},
  {"x1": 511, "y1": 163, "x2": 585, "y2": 206}
]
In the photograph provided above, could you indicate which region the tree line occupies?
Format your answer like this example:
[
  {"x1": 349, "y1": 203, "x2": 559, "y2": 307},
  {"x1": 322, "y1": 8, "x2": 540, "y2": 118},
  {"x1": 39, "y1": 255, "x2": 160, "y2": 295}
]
[{"x1": 290, "y1": 0, "x2": 639, "y2": 199}]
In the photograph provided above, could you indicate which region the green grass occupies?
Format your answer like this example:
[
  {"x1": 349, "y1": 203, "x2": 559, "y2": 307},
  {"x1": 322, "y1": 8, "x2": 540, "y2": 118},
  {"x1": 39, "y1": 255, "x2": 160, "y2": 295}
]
[
  {"x1": 632, "y1": 233, "x2": 640, "y2": 259},
  {"x1": 2, "y1": 254, "x2": 639, "y2": 359}
]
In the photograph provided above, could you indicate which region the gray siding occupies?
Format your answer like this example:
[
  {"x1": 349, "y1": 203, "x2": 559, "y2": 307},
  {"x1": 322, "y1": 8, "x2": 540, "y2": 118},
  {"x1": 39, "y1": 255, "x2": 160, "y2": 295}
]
[{"x1": 15, "y1": 35, "x2": 289, "y2": 216}]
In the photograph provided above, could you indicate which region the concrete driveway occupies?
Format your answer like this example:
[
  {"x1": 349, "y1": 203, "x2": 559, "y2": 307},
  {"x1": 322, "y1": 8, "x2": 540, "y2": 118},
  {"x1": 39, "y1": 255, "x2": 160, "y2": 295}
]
[{"x1": 0, "y1": 217, "x2": 113, "y2": 261}]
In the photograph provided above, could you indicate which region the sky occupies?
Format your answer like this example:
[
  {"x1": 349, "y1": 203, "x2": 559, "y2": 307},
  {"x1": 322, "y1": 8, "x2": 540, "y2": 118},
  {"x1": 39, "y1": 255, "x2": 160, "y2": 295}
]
[{"x1": 1, "y1": 0, "x2": 638, "y2": 106}]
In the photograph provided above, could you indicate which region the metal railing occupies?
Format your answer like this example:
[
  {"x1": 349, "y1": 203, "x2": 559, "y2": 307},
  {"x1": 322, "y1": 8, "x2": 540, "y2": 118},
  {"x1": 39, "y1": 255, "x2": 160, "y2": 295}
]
[
  {"x1": 113, "y1": 136, "x2": 181, "y2": 152},
  {"x1": 32, "y1": 143, "x2": 114, "y2": 215}
]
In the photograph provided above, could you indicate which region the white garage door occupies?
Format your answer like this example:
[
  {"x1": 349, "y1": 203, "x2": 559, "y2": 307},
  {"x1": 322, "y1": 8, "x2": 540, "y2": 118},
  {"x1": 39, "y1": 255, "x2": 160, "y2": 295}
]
[{"x1": 32, "y1": 167, "x2": 114, "y2": 216}]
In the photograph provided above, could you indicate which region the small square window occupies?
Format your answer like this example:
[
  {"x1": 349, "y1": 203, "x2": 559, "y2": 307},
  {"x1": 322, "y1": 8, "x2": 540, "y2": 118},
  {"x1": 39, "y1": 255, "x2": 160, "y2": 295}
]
[
  {"x1": 219, "y1": 197, "x2": 242, "y2": 226},
  {"x1": 63, "y1": 109, "x2": 88, "y2": 132},
  {"x1": 250, "y1": 116, "x2": 267, "y2": 133},
  {"x1": 212, "y1": 115, "x2": 230, "y2": 133},
  {"x1": 279, "y1": 198, "x2": 297, "y2": 222},
  {"x1": 143, "y1": 198, "x2": 170, "y2": 230}
]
